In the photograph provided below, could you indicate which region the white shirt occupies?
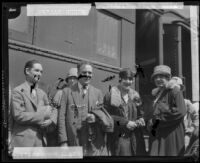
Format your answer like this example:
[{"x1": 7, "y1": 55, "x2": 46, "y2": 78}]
[{"x1": 78, "y1": 82, "x2": 88, "y2": 96}]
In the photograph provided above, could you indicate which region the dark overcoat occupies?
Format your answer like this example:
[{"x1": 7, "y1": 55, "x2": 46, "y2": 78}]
[{"x1": 148, "y1": 86, "x2": 186, "y2": 156}]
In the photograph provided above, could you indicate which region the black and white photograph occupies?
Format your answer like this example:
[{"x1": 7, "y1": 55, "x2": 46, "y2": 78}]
[{"x1": 2, "y1": 2, "x2": 199, "y2": 162}]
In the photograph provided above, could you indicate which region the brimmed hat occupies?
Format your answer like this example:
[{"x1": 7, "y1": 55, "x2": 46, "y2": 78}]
[
  {"x1": 151, "y1": 65, "x2": 171, "y2": 80},
  {"x1": 66, "y1": 68, "x2": 78, "y2": 79}
]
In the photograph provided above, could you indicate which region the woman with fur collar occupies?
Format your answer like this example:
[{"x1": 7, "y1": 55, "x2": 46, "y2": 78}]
[
  {"x1": 103, "y1": 68, "x2": 146, "y2": 156},
  {"x1": 163, "y1": 76, "x2": 199, "y2": 151},
  {"x1": 147, "y1": 65, "x2": 186, "y2": 156}
]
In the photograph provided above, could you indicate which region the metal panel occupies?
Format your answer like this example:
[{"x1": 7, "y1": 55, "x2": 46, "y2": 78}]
[
  {"x1": 121, "y1": 19, "x2": 135, "y2": 71},
  {"x1": 106, "y1": 9, "x2": 135, "y2": 23},
  {"x1": 182, "y1": 27, "x2": 192, "y2": 99},
  {"x1": 163, "y1": 24, "x2": 180, "y2": 76},
  {"x1": 8, "y1": 48, "x2": 118, "y2": 95},
  {"x1": 34, "y1": 9, "x2": 95, "y2": 60},
  {"x1": 8, "y1": 6, "x2": 34, "y2": 44}
]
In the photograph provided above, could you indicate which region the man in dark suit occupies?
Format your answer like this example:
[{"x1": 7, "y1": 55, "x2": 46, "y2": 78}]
[
  {"x1": 58, "y1": 61, "x2": 109, "y2": 156},
  {"x1": 10, "y1": 60, "x2": 56, "y2": 147}
]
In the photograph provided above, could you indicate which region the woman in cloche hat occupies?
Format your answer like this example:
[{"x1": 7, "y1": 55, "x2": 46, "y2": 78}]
[{"x1": 147, "y1": 65, "x2": 187, "y2": 156}]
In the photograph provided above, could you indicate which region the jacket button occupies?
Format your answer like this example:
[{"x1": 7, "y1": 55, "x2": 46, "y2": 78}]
[{"x1": 73, "y1": 122, "x2": 76, "y2": 125}]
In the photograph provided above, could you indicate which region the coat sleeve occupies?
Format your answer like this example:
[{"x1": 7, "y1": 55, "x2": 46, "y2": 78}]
[
  {"x1": 57, "y1": 89, "x2": 68, "y2": 144},
  {"x1": 98, "y1": 89, "x2": 103, "y2": 104},
  {"x1": 157, "y1": 87, "x2": 187, "y2": 127},
  {"x1": 11, "y1": 90, "x2": 47, "y2": 125},
  {"x1": 53, "y1": 90, "x2": 63, "y2": 107},
  {"x1": 103, "y1": 92, "x2": 129, "y2": 127}
]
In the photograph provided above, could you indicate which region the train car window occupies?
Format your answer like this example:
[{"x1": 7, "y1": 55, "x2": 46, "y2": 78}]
[
  {"x1": 8, "y1": 6, "x2": 34, "y2": 44},
  {"x1": 96, "y1": 11, "x2": 121, "y2": 60}
]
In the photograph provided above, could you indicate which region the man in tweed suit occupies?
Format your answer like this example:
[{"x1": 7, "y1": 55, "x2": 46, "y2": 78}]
[{"x1": 58, "y1": 61, "x2": 109, "y2": 156}]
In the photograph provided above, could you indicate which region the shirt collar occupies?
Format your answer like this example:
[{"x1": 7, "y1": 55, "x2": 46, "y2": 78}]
[
  {"x1": 78, "y1": 82, "x2": 89, "y2": 91},
  {"x1": 25, "y1": 80, "x2": 38, "y2": 91}
]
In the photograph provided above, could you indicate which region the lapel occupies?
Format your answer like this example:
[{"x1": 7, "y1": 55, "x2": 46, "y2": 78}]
[
  {"x1": 71, "y1": 83, "x2": 96, "y2": 112},
  {"x1": 21, "y1": 82, "x2": 38, "y2": 109},
  {"x1": 71, "y1": 83, "x2": 82, "y2": 107},
  {"x1": 88, "y1": 85, "x2": 94, "y2": 112}
]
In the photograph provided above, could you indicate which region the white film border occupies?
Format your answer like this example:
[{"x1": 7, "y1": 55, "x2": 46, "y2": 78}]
[
  {"x1": 190, "y1": 6, "x2": 199, "y2": 101},
  {"x1": 95, "y1": 2, "x2": 184, "y2": 9},
  {"x1": 27, "y1": 4, "x2": 91, "y2": 16},
  {"x1": 12, "y1": 147, "x2": 83, "y2": 159},
  {"x1": 27, "y1": 3, "x2": 184, "y2": 16}
]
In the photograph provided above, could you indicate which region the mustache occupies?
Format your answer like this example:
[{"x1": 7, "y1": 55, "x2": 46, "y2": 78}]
[
  {"x1": 33, "y1": 75, "x2": 40, "y2": 81},
  {"x1": 78, "y1": 74, "x2": 92, "y2": 80}
]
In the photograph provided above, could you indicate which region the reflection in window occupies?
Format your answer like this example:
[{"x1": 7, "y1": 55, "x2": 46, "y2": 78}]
[{"x1": 96, "y1": 11, "x2": 121, "y2": 59}]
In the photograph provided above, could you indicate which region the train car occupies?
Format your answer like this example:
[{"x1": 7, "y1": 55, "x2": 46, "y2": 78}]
[
  {"x1": 8, "y1": 5, "x2": 199, "y2": 102},
  {"x1": 6, "y1": 3, "x2": 199, "y2": 154}
]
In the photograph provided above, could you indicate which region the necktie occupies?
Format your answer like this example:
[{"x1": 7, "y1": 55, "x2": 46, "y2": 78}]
[
  {"x1": 30, "y1": 84, "x2": 37, "y2": 102},
  {"x1": 82, "y1": 86, "x2": 87, "y2": 98}
]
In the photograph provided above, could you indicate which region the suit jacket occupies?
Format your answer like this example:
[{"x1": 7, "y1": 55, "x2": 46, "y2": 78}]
[
  {"x1": 10, "y1": 82, "x2": 56, "y2": 147},
  {"x1": 58, "y1": 83, "x2": 109, "y2": 156}
]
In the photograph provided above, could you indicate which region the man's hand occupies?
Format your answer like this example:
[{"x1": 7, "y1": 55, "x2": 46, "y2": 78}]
[
  {"x1": 86, "y1": 113, "x2": 96, "y2": 123},
  {"x1": 126, "y1": 121, "x2": 137, "y2": 130},
  {"x1": 40, "y1": 119, "x2": 52, "y2": 128}
]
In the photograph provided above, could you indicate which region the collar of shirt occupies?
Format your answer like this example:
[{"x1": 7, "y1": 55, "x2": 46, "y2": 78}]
[
  {"x1": 122, "y1": 94, "x2": 129, "y2": 104},
  {"x1": 25, "y1": 80, "x2": 38, "y2": 93},
  {"x1": 78, "y1": 82, "x2": 89, "y2": 90}
]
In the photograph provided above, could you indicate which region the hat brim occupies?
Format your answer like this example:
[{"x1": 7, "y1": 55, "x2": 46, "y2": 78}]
[
  {"x1": 66, "y1": 75, "x2": 78, "y2": 79},
  {"x1": 151, "y1": 72, "x2": 171, "y2": 81}
]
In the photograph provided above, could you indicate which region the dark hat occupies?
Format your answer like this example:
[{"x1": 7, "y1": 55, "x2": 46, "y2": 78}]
[
  {"x1": 151, "y1": 65, "x2": 171, "y2": 80},
  {"x1": 119, "y1": 68, "x2": 135, "y2": 79}
]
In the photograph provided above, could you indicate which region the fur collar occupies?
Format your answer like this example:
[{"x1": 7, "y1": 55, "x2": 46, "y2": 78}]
[
  {"x1": 110, "y1": 85, "x2": 141, "y2": 107},
  {"x1": 152, "y1": 79, "x2": 181, "y2": 96}
]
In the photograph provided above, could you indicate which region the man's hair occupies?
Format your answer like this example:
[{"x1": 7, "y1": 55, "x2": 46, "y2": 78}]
[
  {"x1": 24, "y1": 60, "x2": 41, "y2": 75},
  {"x1": 77, "y1": 60, "x2": 93, "y2": 72}
]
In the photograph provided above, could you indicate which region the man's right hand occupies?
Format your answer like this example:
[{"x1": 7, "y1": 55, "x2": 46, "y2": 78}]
[{"x1": 60, "y1": 142, "x2": 68, "y2": 147}]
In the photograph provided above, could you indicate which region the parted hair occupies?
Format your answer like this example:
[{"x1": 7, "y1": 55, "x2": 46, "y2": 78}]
[
  {"x1": 77, "y1": 60, "x2": 94, "y2": 72},
  {"x1": 24, "y1": 60, "x2": 41, "y2": 75}
]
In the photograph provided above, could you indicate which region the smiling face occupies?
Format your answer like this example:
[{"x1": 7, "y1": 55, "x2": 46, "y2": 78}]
[
  {"x1": 67, "y1": 76, "x2": 78, "y2": 87},
  {"x1": 26, "y1": 63, "x2": 43, "y2": 84},
  {"x1": 120, "y1": 77, "x2": 134, "y2": 90},
  {"x1": 78, "y1": 64, "x2": 93, "y2": 87},
  {"x1": 154, "y1": 74, "x2": 169, "y2": 88}
]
